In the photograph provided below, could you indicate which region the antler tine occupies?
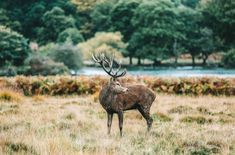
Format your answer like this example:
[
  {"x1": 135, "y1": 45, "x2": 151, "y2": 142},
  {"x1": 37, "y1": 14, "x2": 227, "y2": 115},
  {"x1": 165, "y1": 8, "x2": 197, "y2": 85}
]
[
  {"x1": 115, "y1": 69, "x2": 127, "y2": 78},
  {"x1": 101, "y1": 59, "x2": 115, "y2": 77},
  {"x1": 92, "y1": 51, "x2": 127, "y2": 79},
  {"x1": 103, "y1": 54, "x2": 114, "y2": 73},
  {"x1": 92, "y1": 52, "x2": 102, "y2": 63},
  {"x1": 113, "y1": 60, "x2": 126, "y2": 78}
]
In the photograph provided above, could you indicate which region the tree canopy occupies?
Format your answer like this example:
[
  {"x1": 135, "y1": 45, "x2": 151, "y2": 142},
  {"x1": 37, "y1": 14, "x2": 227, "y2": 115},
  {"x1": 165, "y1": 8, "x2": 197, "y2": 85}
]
[{"x1": 0, "y1": 0, "x2": 234, "y2": 72}]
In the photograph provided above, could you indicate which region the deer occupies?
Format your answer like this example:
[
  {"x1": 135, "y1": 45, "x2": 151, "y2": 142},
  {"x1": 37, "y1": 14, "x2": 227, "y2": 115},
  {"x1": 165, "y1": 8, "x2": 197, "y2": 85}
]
[{"x1": 92, "y1": 53, "x2": 156, "y2": 137}]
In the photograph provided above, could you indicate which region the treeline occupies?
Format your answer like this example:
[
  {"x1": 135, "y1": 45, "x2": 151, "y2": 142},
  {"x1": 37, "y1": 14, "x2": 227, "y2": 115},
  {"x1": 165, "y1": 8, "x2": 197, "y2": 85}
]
[{"x1": 0, "y1": 0, "x2": 235, "y2": 75}]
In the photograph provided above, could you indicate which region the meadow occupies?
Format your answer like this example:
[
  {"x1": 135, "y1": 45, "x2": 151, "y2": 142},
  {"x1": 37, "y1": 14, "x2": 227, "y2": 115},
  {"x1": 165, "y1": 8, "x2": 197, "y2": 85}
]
[{"x1": 0, "y1": 76, "x2": 235, "y2": 155}]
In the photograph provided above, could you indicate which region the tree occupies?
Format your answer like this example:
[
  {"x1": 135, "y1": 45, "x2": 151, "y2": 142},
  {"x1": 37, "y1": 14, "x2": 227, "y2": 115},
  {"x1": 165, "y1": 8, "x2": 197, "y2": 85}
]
[
  {"x1": 130, "y1": 0, "x2": 184, "y2": 65},
  {"x1": 72, "y1": 0, "x2": 108, "y2": 39},
  {"x1": 109, "y1": 0, "x2": 140, "y2": 64},
  {"x1": 0, "y1": 0, "x2": 78, "y2": 42},
  {"x1": 78, "y1": 32, "x2": 127, "y2": 60},
  {"x1": 49, "y1": 42, "x2": 83, "y2": 70},
  {"x1": 202, "y1": 0, "x2": 235, "y2": 49},
  {"x1": 222, "y1": 49, "x2": 235, "y2": 68},
  {"x1": 57, "y1": 28, "x2": 84, "y2": 44},
  {"x1": 0, "y1": 25, "x2": 30, "y2": 67},
  {"x1": 179, "y1": 6, "x2": 202, "y2": 66},
  {"x1": 0, "y1": 9, "x2": 21, "y2": 32},
  {"x1": 90, "y1": 1, "x2": 114, "y2": 32},
  {"x1": 39, "y1": 7, "x2": 76, "y2": 44},
  {"x1": 22, "y1": 2, "x2": 46, "y2": 40},
  {"x1": 198, "y1": 27, "x2": 217, "y2": 65}
]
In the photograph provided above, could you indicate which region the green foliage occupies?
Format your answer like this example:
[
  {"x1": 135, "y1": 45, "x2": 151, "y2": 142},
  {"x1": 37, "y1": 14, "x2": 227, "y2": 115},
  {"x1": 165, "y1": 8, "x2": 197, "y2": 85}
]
[
  {"x1": 222, "y1": 49, "x2": 235, "y2": 68},
  {"x1": 110, "y1": 0, "x2": 140, "y2": 42},
  {"x1": 0, "y1": 0, "x2": 233, "y2": 67},
  {"x1": 39, "y1": 7, "x2": 76, "y2": 44},
  {"x1": 57, "y1": 28, "x2": 84, "y2": 44},
  {"x1": 182, "y1": 0, "x2": 200, "y2": 8},
  {"x1": 0, "y1": 25, "x2": 30, "y2": 67},
  {"x1": 0, "y1": 0, "x2": 78, "y2": 41},
  {"x1": 108, "y1": 0, "x2": 140, "y2": 61},
  {"x1": 178, "y1": 6, "x2": 203, "y2": 65},
  {"x1": 198, "y1": 27, "x2": 217, "y2": 65},
  {"x1": 90, "y1": 1, "x2": 114, "y2": 32},
  {"x1": 49, "y1": 42, "x2": 83, "y2": 70},
  {"x1": 203, "y1": 0, "x2": 235, "y2": 48},
  {"x1": 78, "y1": 32, "x2": 127, "y2": 60},
  {"x1": 0, "y1": 9, "x2": 21, "y2": 31},
  {"x1": 24, "y1": 52, "x2": 69, "y2": 75},
  {"x1": 130, "y1": 0, "x2": 184, "y2": 62}
]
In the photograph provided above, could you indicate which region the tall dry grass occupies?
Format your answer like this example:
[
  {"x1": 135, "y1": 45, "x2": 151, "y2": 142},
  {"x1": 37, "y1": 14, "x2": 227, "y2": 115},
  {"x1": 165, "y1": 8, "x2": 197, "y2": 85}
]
[{"x1": 0, "y1": 94, "x2": 234, "y2": 155}]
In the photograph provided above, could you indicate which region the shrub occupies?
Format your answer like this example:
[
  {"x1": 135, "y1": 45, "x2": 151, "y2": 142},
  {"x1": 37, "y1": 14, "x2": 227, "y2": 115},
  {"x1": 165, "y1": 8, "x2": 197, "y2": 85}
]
[
  {"x1": 57, "y1": 28, "x2": 84, "y2": 44},
  {"x1": 0, "y1": 89, "x2": 23, "y2": 102},
  {"x1": 78, "y1": 32, "x2": 127, "y2": 60},
  {"x1": 49, "y1": 42, "x2": 83, "y2": 70},
  {"x1": 0, "y1": 64, "x2": 17, "y2": 76},
  {"x1": 222, "y1": 48, "x2": 235, "y2": 68},
  {"x1": 1, "y1": 76, "x2": 234, "y2": 96},
  {"x1": 24, "y1": 53, "x2": 69, "y2": 75},
  {"x1": 0, "y1": 25, "x2": 30, "y2": 67}
]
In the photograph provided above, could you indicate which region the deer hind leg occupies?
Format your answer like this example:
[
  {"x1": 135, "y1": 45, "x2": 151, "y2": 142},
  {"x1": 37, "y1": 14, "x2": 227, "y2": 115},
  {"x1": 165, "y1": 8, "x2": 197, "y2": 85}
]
[
  {"x1": 118, "y1": 111, "x2": 123, "y2": 137},
  {"x1": 138, "y1": 106, "x2": 153, "y2": 132},
  {"x1": 107, "y1": 113, "x2": 113, "y2": 135}
]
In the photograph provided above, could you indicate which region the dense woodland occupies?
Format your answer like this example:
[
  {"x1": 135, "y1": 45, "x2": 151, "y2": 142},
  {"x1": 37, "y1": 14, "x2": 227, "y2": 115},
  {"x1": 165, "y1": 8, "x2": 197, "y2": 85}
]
[{"x1": 0, "y1": 0, "x2": 235, "y2": 75}]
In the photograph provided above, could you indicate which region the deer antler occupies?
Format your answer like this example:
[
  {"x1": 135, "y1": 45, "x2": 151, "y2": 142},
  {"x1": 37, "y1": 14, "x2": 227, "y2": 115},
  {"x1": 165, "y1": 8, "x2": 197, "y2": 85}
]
[{"x1": 92, "y1": 52, "x2": 126, "y2": 79}]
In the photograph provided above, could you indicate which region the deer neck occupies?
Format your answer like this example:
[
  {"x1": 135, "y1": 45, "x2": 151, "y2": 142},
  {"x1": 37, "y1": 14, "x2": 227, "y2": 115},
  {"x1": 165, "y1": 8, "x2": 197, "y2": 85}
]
[{"x1": 100, "y1": 85, "x2": 116, "y2": 108}]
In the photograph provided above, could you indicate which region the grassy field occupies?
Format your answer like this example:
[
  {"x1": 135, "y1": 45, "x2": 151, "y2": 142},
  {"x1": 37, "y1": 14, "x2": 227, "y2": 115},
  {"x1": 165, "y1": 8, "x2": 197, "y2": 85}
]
[{"x1": 0, "y1": 92, "x2": 235, "y2": 155}]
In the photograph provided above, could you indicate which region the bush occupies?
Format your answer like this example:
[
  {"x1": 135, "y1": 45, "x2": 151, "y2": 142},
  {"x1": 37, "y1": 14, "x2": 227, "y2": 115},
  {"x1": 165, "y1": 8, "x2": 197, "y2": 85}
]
[
  {"x1": 57, "y1": 28, "x2": 84, "y2": 44},
  {"x1": 24, "y1": 53, "x2": 69, "y2": 75},
  {"x1": 78, "y1": 32, "x2": 127, "y2": 60},
  {"x1": 0, "y1": 25, "x2": 30, "y2": 67},
  {"x1": 49, "y1": 42, "x2": 83, "y2": 70},
  {"x1": 0, "y1": 89, "x2": 23, "y2": 102},
  {"x1": 222, "y1": 49, "x2": 235, "y2": 68},
  {"x1": 0, "y1": 64, "x2": 17, "y2": 76},
  {"x1": 1, "y1": 76, "x2": 234, "y2": 96}
]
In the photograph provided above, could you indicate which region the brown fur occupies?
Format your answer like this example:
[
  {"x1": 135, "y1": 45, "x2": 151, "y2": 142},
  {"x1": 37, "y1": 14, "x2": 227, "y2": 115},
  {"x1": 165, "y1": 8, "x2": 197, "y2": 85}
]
[{"x1": 99, "y1": 80, "x2": 156, "y2": 136}]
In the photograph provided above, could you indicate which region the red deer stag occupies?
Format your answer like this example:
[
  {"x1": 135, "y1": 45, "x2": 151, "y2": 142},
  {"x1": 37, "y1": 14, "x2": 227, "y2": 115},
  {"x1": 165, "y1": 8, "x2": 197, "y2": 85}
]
[{"x1": 92, "y1": 53, "x2": 156, "y2": 137}]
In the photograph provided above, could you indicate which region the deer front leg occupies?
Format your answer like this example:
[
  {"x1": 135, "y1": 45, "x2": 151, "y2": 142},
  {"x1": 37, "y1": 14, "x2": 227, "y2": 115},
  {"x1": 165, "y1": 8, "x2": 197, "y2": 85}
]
[
  {"x1": 118, "y1": 111, "x2": 123, "y2": 137},
  {"x1": 107, "y1": 112, "x2": 113, "y2": 135}
]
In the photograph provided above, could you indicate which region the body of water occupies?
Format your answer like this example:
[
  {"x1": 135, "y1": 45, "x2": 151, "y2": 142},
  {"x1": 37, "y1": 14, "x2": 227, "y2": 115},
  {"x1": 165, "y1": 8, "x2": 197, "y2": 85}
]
[{"x1": 75, "y1": 67, "x2": 235, "y2": 77}]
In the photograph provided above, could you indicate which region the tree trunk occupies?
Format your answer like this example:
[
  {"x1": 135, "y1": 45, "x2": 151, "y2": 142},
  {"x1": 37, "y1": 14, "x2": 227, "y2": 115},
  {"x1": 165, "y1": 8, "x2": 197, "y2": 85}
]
[
  {"x1": 137, "y1": 57, "x2": 141, "y2": 65},
  {"x1": 202, "y1": 54, "x2": 208, "y2": 66},
  {"x1": 192, "y1": 55, "x2": 195, "y2": 67},
  {"x1": 173, "y1": 38, "x2": 178, "y2": 67},
  {"x1": 129, "y1": 56, "x2": 133, "y2": 65},
  {"x1": 174, "y1": 57, "x2": 178, "y2": 67},
  {"x1": 153, "y1": 59, "x2": 161, "y2": 66}
]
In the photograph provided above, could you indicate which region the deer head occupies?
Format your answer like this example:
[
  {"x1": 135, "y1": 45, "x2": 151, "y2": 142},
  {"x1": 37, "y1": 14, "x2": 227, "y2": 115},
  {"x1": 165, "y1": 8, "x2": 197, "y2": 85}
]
[{"x1": 92, "y1": 52, "x2": 128, "y2": 94}]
